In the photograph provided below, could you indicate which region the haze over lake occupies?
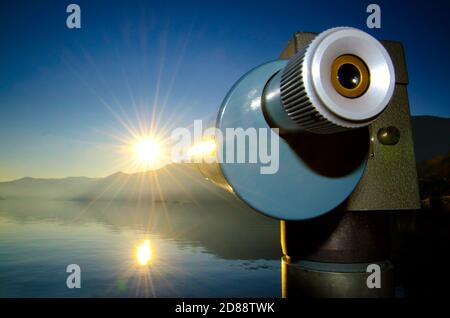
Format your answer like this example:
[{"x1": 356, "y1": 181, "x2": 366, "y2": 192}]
[{"x1": 0, "y1": 199, "x2": 280, "y2": 297}]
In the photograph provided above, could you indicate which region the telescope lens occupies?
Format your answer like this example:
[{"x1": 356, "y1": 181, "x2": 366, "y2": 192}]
[
  {"x1": 331, "y1": 55, "x2": 370, "y2": 99},
  {"x1": 337, "y1": 64, "x2": 361, "y2": 89},
  {"x1": 274, "y1": 27, "x2": 395, "y2": 132}
]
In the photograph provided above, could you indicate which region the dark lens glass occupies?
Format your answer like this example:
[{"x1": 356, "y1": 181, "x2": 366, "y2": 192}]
[{"x1": 337, "y1": 64, "x2": 361, "y2": 90}]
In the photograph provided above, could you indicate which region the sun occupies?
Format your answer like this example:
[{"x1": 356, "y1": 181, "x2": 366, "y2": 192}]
[
  {"x1": 134, "y1": 138, "x2": 160, "y2": 163},
  {"x1": 133, "y1": 138, "x2": 163, "y2": 170}
]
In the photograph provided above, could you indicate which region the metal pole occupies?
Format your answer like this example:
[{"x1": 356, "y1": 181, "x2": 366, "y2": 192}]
[{"x1": 281, "y1": 210, "x2": 394, "y2": 297}]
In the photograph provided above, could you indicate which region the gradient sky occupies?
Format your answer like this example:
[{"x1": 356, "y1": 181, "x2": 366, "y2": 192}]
[{"x1": 0, "y1": 0, "x2": 449, "y2": 181}]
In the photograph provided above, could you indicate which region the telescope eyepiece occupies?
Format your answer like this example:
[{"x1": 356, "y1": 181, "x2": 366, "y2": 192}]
[{"x1": 263, "y1": 27, "x2": 396, "y2": 134}]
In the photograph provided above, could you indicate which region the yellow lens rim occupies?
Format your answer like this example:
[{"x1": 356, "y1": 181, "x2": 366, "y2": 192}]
[{"x1": 331, "y1": 54, "x2": 370, "y2": 98}]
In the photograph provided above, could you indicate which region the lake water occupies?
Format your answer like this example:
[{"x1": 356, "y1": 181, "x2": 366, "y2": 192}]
[{"x1": 0, "y1": 199, "x2": 281, "y2": 297}]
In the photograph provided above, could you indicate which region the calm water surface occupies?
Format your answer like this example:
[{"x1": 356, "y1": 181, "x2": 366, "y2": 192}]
[{"x1": 0, "y1": 200, "x2": 281, "y2": 297}]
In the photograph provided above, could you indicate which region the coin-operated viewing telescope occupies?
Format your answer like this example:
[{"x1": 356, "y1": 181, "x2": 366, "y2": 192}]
[{"x1": 197, "y1": 27, "x2": 420, "y2": 297}]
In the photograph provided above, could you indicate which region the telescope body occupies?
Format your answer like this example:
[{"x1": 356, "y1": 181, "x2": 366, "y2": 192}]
[
  {"x1": 196, "y1": 27, "x2": 421, "y2": 297},
  {"x1": 197, "y1": 27, "x2": 420, "y2": 220}
]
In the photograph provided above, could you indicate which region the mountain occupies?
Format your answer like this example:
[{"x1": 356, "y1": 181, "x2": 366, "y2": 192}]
[
  {"x1": 411, "y1": 116, "x2": 450, "y2": 209},
  {"x1": 417, "y1": 151, "x2": 450, "y2": 210},
  {"x1": 0, "y1": 116, "x2": 448, "y2": 202},
  {"x1": 0, "y1": 163, "x2": 233, "y2": 202},
  {"x1": 412, "y1": 116, "x2": 450, "y2": 163},
  {"x1": 418, "y1": 152, "x2": 450, "y2": 183}
]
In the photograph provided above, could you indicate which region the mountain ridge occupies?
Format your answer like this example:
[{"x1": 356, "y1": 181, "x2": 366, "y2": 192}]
[
  {"x1": 0, "y1": 163, "x2": 233, "y2": 202},
  {"x1": 0, "y1": 115, "x2": 449, "y2": 201},
  {"x1": 411, "y1": 115, "x2": 450, "y2": 162}
]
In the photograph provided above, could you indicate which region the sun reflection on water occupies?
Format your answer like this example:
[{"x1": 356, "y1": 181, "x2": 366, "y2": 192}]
[{"x1": 136, "y1": 239, "x2": 152, "y2": 266}]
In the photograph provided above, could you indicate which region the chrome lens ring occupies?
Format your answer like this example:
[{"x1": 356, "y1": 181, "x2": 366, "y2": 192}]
[{"x1": 307, "y1": 27, "x2": 395, "y2": 124}]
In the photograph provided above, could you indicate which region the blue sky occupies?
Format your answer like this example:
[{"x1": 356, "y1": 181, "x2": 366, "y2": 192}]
[{"x1": 0, "y1": 0, "x2": 449, "y2": 181}]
